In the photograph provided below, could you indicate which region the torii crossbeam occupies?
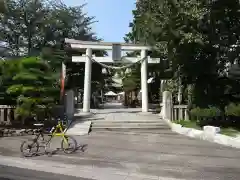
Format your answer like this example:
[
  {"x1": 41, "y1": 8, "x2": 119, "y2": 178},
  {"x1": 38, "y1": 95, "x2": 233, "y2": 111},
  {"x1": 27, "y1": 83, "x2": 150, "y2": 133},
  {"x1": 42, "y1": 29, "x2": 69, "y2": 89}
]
[{"x1": 65, "y1": 38, "x2": 160, "y2": 113}]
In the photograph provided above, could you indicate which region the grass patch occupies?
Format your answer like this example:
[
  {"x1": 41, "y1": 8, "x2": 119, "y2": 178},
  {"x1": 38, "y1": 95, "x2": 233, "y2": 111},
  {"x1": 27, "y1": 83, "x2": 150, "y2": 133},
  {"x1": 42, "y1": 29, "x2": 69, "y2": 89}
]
[
  {"x1": 173, "y1": 120, "x2": 240, "y2": 137},
  {"x1": 173, "y1": 119, "x2": 201, "y2": 130},
  {"x1": 220, "y1": 128, "x2": 240, "y2": 137}
]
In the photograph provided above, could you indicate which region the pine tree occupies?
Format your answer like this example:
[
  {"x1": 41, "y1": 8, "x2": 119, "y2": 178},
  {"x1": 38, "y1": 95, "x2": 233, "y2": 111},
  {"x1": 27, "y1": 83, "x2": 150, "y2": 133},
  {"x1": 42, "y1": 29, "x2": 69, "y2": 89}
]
[{"x1": 7, "y1": 57, "x2": 56, "y2": 123}]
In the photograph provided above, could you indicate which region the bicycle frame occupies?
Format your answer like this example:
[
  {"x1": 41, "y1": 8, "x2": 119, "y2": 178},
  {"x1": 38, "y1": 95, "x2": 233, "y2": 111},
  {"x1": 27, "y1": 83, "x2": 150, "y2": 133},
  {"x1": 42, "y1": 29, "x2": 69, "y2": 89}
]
[
  {"x1": 48, "y1": 121, "x2": 69, "y2": 145},
  {"x1": 32, "y1": 128, "x2": 45, "y2": 143},
  {"x1": 52, "y1": 122, "x2": 65, "y2": 136}
]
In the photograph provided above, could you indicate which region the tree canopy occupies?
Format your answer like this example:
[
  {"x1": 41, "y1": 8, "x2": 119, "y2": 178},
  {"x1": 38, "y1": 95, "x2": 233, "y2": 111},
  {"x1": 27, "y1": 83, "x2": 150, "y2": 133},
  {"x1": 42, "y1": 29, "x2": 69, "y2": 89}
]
[
  {"x1": 125, "y1": 0, "x2": 240, "y2": 108},
  {"x1": 0, "y1": 0, "x2": 98, "y2": 58},
  {"x1": 0, "y1": 0, "x2": 102, "y2": 121}
]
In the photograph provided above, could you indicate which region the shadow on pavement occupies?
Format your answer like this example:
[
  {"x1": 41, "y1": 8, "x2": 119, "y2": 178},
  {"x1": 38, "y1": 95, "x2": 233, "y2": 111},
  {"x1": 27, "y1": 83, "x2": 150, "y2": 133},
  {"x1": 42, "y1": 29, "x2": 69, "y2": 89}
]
[
  {"x1": 22, "y1": 143, "x2": 88, "y2": 158},
  {"x1": 76, "y1": 144, "x2": 88, "y2": 152}
]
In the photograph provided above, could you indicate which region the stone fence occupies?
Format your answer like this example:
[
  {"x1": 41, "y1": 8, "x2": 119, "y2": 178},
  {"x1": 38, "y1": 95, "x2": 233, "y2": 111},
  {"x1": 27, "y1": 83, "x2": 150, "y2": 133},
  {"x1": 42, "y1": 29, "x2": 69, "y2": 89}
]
[
  {"x1": 160, "y1": 91, "x2": 189, "y2": 121},
  {"x1": 173, "y1": 105, "x2": 189, "y2": 121},
  {"x1": 0, "y1": 105, "x2": 14, "y2": 125},
  {"x1": 0, "y1": 105, "x2": 65, "y2": 125}
]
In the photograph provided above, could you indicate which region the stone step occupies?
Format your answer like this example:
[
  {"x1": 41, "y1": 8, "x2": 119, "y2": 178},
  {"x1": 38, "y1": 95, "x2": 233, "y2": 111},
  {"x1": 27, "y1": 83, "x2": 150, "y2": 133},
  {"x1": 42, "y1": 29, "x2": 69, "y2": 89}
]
[
  {"x1": 66, "y1": 130, "x2": 90, "y2": 136},
  {"x1": 91, "y1": 128, "x2": 170, "y2": 131},
  {"x1": 66, "y1": 119, "x2": 170, "y2": 134},
  {"x1": 90, "y1": 129, "x2": 174, "y2": 134},
  {"x1": 92, "y1": 122, "x2": 167, "y2": 127},
  {"x1": 91, "y1": 123, "x2": 169, "y2": 129},
  {"x1": 92, "y1": 120, "x2": 164, "y2": 124},
  {"x1": 92, "y1": 125, "x2": 169, "y2": 129},
  {"x1": 65, "y1": 121, "x2": 91, "y2": 136},
  {"x1": 92, "y1": 120, "x2": 167, "y2": 125},
  {"x1": 90, "y1": 118, "x2": 170, "y2": 131},
  {"x1": 71, "y1": 123, "x2": 92, "y2": 128}
]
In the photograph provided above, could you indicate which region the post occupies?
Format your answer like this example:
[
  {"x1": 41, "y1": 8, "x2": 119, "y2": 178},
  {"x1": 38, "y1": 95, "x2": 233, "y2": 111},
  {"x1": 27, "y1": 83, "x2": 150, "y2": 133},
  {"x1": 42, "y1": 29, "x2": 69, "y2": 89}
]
[
  {"x1": 0, "y1": 108, "x2": 4, "y2": 122},
  {"x1": 141, "y1": 49, "x2": 148, "y2": 112},
  {"x1": 83, "y1": 48, "x2": 92, "y2": 113},
  {"x1": 177, "y1": 76, "x2": 182, "y2": 105},
  {"x1": 66, "y1": 89, "x2": 74, "y2": 125},
  {"x1": 184, "y1": 108, "x2": 189, "y2": 120},
  {"x1": 162, "y1": 91, "x2": 173, "y2": 120}
]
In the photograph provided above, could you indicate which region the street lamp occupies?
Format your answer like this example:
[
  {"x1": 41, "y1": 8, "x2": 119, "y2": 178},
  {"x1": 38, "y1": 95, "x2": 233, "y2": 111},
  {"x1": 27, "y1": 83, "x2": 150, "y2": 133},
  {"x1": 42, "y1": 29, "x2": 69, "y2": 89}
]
[{"x1": 0, "y1": 0, "x2": 7, "y2": 14}]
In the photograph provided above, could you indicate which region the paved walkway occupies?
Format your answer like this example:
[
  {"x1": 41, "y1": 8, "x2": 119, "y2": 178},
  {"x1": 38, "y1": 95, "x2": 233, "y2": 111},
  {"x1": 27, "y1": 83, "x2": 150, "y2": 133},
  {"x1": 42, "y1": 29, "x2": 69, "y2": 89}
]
[
  {"x1": 0, "y1": 106, "x2": 240, "y2": 179},
  {"x1": 76, "y1": 103, "x2": 162, "y2": 122},
  {"x1": 0, "y1": 165, "x2": 93, "y2": 180}
]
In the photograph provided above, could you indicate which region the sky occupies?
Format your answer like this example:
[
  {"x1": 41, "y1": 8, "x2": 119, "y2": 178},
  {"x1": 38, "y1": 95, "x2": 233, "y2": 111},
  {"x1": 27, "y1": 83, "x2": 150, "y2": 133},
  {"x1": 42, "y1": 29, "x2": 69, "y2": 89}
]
[{"x1": 63, "y1": 0, "x2": 136, "y2": 42}]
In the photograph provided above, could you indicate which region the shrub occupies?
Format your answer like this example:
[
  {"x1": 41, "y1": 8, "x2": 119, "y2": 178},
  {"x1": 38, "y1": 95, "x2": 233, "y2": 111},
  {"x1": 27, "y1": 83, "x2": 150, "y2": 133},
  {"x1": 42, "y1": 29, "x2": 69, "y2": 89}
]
[
  {"x1": 189, "y1": 107, "x2": 201, "y2": 121},
  {"x1": 225, "y1": 103, "x2": 240, "y2": 116},
  {"x1": 225, "y1": 103, "x2": 240, "y2": 129},
  {"x1": 190, "y1": 107, "x2": 221, "y2": 127},
  {"x1": 202, "y1": 107, "x2": 221, "y2": 117},
  {"x1": 190, "y1": 107, "x2": 221, "y2": 120},
  {"x1": 6, "y1": 57, "x2": 56, "y2": 125}
]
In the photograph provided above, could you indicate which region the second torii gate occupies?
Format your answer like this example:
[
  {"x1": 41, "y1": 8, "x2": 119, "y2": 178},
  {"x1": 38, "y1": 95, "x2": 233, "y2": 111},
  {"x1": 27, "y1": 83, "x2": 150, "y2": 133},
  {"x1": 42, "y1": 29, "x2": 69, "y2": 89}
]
[{"x1": 65, "y1": 39, "x2": 160, "y2": 113}]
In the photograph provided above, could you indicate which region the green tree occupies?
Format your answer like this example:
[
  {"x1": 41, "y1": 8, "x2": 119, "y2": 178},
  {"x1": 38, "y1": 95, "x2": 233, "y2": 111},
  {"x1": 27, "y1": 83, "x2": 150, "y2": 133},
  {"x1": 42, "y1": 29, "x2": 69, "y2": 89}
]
[
  {"x1": 126, "y1": 0, "x2": 240, "y2": 108},
  {"x1": 0, "y1": 59, "x2": 19, "y2": 105},
  {"x1": 7, "y1": 57, "x2": 56, "y2": 123},
  {"x1": 0, "y1": 0, "x2": 101, "y2": 108},
  {"x1": 0, "y1": 0, "x2": 98, "y2": 57}
]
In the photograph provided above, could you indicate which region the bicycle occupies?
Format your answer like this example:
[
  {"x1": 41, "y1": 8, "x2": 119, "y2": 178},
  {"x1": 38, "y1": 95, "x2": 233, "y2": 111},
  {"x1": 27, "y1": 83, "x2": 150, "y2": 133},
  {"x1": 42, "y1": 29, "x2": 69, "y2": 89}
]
[{"x1": 20, "y1": 121, "x2": 77, "y2": 157}]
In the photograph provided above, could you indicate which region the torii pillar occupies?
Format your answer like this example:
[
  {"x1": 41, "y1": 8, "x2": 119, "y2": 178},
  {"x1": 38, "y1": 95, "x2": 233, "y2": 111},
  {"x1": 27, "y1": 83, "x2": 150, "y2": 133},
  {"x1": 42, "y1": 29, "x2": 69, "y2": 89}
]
[
  {"x1": 65, "y1": 39, "x2": 159, "y2": 113},
  {"x1": 83, "y1": 48, "x2": 92, "y2": 113},
  {"x1": 140, "y1": 49, "x2": 148, "y2": 112}
]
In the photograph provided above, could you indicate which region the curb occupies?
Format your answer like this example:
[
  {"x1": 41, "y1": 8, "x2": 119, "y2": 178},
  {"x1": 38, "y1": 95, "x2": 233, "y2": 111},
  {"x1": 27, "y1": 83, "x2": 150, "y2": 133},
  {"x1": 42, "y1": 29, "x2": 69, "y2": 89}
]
[{"x1": 163, "y1": 119, "x2": 240, "y2": 149}]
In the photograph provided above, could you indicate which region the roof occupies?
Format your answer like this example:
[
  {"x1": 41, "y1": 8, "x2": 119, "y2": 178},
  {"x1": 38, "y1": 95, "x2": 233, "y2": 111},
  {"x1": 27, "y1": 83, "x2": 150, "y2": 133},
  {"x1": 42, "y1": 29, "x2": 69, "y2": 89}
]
[{"x1": 104, "y1": 91, "x2": 117, "y2": 96}]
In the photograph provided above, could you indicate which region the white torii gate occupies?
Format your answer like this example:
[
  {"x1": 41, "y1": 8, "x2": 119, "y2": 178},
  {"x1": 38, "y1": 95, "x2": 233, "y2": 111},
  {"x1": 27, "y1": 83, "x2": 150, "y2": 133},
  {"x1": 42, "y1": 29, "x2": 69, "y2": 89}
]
[{"x1": 65, "y1": 38, "x2": 160, "y2": 113}]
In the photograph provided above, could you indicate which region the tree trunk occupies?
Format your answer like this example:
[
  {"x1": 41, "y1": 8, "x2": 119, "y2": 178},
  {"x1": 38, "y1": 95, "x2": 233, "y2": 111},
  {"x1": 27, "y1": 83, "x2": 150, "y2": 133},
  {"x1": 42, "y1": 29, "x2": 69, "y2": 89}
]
[
  {"x1": 0, "y1": 0, "x2": 7, "y2": 13},
  {"x1": 124, "y1": 91, "x2": 127, "y2": 106},
  {"x1": 187, "y1": 84, "x2": 193, "y2": 109}
]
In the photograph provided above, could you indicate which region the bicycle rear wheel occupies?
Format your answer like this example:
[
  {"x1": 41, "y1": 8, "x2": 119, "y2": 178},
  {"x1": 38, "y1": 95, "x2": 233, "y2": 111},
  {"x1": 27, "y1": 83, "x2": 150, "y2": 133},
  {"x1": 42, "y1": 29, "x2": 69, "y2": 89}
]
[
  {"x1": 61, "y1": 135, "x2": 77, "y2": 154},
  {"x1": 20, "y1": 140, "x2": 39, "y2": 157}
]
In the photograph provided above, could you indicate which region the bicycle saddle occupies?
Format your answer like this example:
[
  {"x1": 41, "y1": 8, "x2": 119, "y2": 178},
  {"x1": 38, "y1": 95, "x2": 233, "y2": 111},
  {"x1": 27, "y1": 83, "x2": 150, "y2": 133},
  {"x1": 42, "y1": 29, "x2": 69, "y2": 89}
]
[{"x1": 33, "y1": 123, "x2": 44, "y2": 126}]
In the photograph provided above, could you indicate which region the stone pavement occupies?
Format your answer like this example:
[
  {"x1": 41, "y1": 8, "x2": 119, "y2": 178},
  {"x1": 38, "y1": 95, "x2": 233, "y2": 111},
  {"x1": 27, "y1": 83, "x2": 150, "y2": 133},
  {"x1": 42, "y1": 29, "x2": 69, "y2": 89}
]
[
  {"x1": 76, "y1": 102, "x2": 159, "y2": 121},
  {"x1": 0, "y1": 105, "x2": 240, "y2": 179},
  {"x1": 0, "y1": 165, "x2": 94, "y2": 180},
  {"x1": 70, "y1": 103, "x2": 168, "y2": 134},
  {"x1": 0, "y1": 129, "x2": 240, "y2": 180}
]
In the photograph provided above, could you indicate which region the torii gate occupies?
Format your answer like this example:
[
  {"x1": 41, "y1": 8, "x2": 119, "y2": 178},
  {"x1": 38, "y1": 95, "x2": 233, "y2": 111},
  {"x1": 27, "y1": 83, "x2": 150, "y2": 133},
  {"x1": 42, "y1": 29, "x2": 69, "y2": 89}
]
[{"x1": 65, "y1": 39, "x2": 160, "y2": 113}]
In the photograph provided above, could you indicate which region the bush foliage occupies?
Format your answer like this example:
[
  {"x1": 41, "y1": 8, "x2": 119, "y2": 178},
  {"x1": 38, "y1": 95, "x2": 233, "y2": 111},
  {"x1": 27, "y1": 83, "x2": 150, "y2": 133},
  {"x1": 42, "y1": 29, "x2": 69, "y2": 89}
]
[{"x1": 190, "y1": 104, "x2": 240, "y2": 129}]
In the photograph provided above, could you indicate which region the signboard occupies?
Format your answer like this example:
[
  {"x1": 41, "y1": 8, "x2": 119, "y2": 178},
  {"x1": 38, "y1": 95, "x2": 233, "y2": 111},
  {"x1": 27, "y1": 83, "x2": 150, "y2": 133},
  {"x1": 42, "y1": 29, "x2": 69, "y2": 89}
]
[{"x1": 112, "y1": 44, "x2": 121, "y2": 61}]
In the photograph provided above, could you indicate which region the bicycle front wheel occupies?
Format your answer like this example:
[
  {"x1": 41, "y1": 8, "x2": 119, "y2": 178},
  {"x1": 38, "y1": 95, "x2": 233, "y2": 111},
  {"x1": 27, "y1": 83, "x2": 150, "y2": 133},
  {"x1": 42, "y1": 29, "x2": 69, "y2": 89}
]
[
  {"x1": 20, "y1": 140, "x2": 39, "y2": 157},
  {"x1": 61, "y1": 135, "x2": 77, "y2": 154}
]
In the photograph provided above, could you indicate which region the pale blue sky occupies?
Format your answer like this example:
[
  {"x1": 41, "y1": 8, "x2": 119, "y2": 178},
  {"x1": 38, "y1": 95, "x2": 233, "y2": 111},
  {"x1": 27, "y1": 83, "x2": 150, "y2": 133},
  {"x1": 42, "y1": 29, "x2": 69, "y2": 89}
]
[{"x1": 63, "y1": 0, "x2": 136, "y2": 42}]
